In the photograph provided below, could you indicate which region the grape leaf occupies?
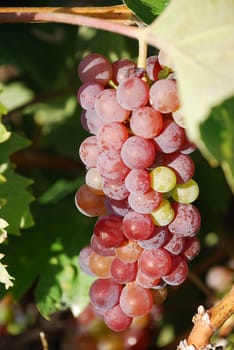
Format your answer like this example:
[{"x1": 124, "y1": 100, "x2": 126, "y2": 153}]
[
  {"x1": 0, "y1": 133, "x2": 34, "y2": 235},
  {"x1": 123, "y1": 0, "x2": 170, "y2": 24},
  {"x1": 200, "y1": 97, "x2": 234, "y2": 192},
  {"x1": 141, "y1": 0, "x2": 234, "y2": 191},
  {"x1": 0, "y1": 189, "x2": 95, "y2": 317}
]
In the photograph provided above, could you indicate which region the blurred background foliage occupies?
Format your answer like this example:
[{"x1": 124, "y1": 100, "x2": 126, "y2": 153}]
[{"x1": 0, "y1": 1, "x2": 233, "y2": 349}]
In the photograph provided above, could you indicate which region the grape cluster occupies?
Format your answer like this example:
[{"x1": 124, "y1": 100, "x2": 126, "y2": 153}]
[{"x1": 75, "y1": 53, "x2": 201, "y2": 332}]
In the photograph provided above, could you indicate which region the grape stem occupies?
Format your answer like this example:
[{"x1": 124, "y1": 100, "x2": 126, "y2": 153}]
[
  {"x1": 0, "y1": 6, "x2": 141, "y2": 42},
  {"x1": 179, "y1": 284, "x2": 234, "y2": 350}
]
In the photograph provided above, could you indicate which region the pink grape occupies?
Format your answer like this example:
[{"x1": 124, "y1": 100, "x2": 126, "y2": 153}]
[
  {"x1": 78, "y1": 53, "x2": 112, "y2": 85},
  {"x1": 180, "y1": 136, "x2": 197, "y2": 154},
  {"x1": 80, "y1": 110, "x2": 105, "y2": 135},
  {"x1": 136, "y1": 269, "x2": 161, "y2": 289},
  {"x1": 128, "y1": 190, "x2": 162, "y2": 214},
  {"x1": 125, "y1": 169, "x2": 151, "y2": 194},
  {"x1": 97, "y1": 122, "x2": 129, "y2": 151},
  {"x1": 95, "y1": 88, "x2": 130, "y2": 123},
  {"x1": 110, "y1": 257, "x2": 137, "y2": 284},
  {"x1": 116, "y1": 77, "x2": 149, "y2": 110},
  {"x1": 154, "y1": 119, "x2": 185, "y2": 154},
  {"x1": 90, "y1": 234, "x2": 115, "y2": 257},
  {"x1": 146, "y1": 55, "x2": 162, "y2": 81},
  {"x1": 104, "y1": 304, "x2": 132, "y2": 332},
  {"x1": 149, "y1": 79, "x2": 179, "y2": 113},
  {"x1": 85, "y1": 167, "x2": 103, "y2": 195},
  {"x1": 122, "y1": 211, "x2": 155, "y2": 241},
  {"x1": 164, "y1": 152, "x2": 195, "y2": 184},
  {"x1": 75, "y1": 184, "x2": 106, "y2": 217},
  {"x1": 162, "y1": 255, "x2": 188, "y2": 286},
  {"x1": 121, "y1": 136, "x2": 156, "y2": 169},
  {"x1": 119, "y1": 283, "x2": 153, "y2": 317},
  {"x1": 103, "y1": 179, "x2": 129, "y2": 200},
  {"x1": 168, "y1": 203, "x2": 201, "y2": 237},
  {"x1": 77, "y1": 82, "x2": 104, "y2": 110},
  {"x1": 89, "y1": 278, "x2": 122, "y2": 312},
  {"x1": 89, "y1": 251, "x2": 114, "y2": 278},
  {"x1": 105, "y1": 197, "x2": 130, "y2": 217},
  {"x1": 163, "y1": 234, "x2": 185, "y2": 255},
  {"x1": 78, "y1": 246, "x2": 95, "y2": 276},
  {"x1": 138, "y1": 226, "x2": 169, "y2": 250},
  {"x1": 112, "y1": 59, "x2": 137, "y2": 85},
  {"x1": 93, "y1": 214, "x2": 126, "y2": 248},
  {"x1": 97, "y1": 150, "x2": 130, "y2": 182},
  {"x1": 130, "y1": 106, "x2": 163, "y2": 139},
  {"x1": 79, "y1": 135, "x2": 101, "y2": 168},
  {"x1": 138, "y1": 248, "x2": 172, "y2": 279},
  {"x1": 183, "y1": 236, "x2": 201, "y2": 260},
  {"x1": 115, "y1": 240, "x2": 143, "y2": 263}
]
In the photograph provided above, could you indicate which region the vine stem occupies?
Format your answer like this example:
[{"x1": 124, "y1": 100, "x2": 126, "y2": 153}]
[
  {"x1": 184, "y1": 284, "x2": 234, "y2": 350},
  {"x1": 0, "y1": 6, "x2": 141, "y2": 42}
]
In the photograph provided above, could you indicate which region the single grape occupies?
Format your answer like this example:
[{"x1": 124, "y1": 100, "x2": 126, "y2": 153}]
[
  {"x1": 138, "y1": 248, "x2": 172, "y2": 279},
  {"x1": 79, "y1": 135, "x2": 101, "y2": 168},
  {"x1": 77, "y1": 82, "x2": 104, "y2": 110},
  {"x1": 205, "y1": 265, "x2": 234, "y2": 292},
  {"x1": 115, "y1": 240, "x2": 143, "y2": 263},
  {"x1": 168, "y1": 203, "x2": 201, "y2": 236},
  {"x1": 138, "y1": 226, "x2": 169, "y2": 250},
  {"x1": 104, "y1": 304, "x2": 133, "y2": 332},
  {"x1": 75, "y1": 184, "x2": 106, "y2": 217},
  {"x1": 163, "y1": 233, "x2": 185, "y2": 255},
  {"x1": 97, "y1": 150, "x2": 130, "y2": 182},
  {"x1": 95, "y1": 88, "x2": 130, "y2": 123},
  {"x1": 162, "y1": 255, "x2": 188, "y2": 286},
  {"x1": 151, "y1": 199, "x2": 175, "y2": 226},
  {"x1": 78, "y1": 53, "x2": 112, "y2": 85},
  {"x1": 146, "y1": 55, "x2": 162, "y2": 81},
  {"x1": 97, "y1": 122, "x2": 129, "y2": 151},
  {"x1": 150, "y1": 79, "x2": 179, "y2": 113},
  {"x1": 150, "y1": 166, "x2": 177, "y2": 193},
  {"x1": 164, "y1": 152, "x2": 195, "y2": 184},
  {"x1": 89, "y1": 278, "x2": 122, "y2": 312},
  {"x1": 117, "y1": 77, "x2": 149, "y2": 110},
  {"x1": 89, "y1": 251, "x2": 114, "y2": 278},
  {"x1": 125, "y1": 169, "x2": 151, "y2": 195},
  {"x1": 121, "y1": 136, "x2": 156, "y2": 170},
  {"x1": 123, "y1": 328, "x2": 150, "y2": 350},
  {"x1": 136, "y1": 269, "x2": 161, "y2": 289},
  {"x1": 182, "y1": 236, "x2": 201, "y2": 260},
  {"x1": 122, "y1": 211, "x2": 155, "y2": 241},
  {"x1": 172, "y1": 107, "x2": 187, "y2": 128},
  {"x1": 128, "y1": 190, "x2": 162, "y2": 214},
  {"x1": 120, "y1": 283, "x2": 153, "y2": 317},
  {"x1": 180, "y1": 136, "x2": 197, "y2": 154},
  {"x1": 90, "y1": 234, "x2": 115, "y2": 257},
  {"x1": 154, "y1": 119, "x2": 185, "y2": 154},
  {"x1": 130, "y1": 106, "x2": 163, "y2": 139},
  {"x1": 105, "y1": 197, "x2": 130, "y2": 217},
  {"x1": 85, "y1": 167, "x2": 104, "y2": 195},
  {"x1": 152, "y1": 286, "x2": 168, "y2": 305},
  {"x1": 103, "y1": 179, "x2": 129, "y2": 200},
  {"x1": 93, "y1": 214, "x2": 126, "y2": 248},
  {"x1": 81, "y1": 110, "x2": 105, "y2": 135},
  {"x1": 111, "y1": 58, "x2": 137, "y2": 85},
  {"x1": 78, "y1": 245, "x2": 95, "y2": 276},
  {"x1": 110, "y1": 257, "x2": 137, "y2": 284},
  {"x1": 171, "y1": 179, "x2": 199, "y2": 203}
]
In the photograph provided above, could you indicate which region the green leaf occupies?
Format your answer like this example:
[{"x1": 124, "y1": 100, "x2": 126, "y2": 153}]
[
  {"x1": 200, "y1": 97, "x2": 234, "y2": 192},
  {"x1": 0, "y1": 192, "x2": 95, "y2": 317},
  {"x1": 141, "y1": 0, "x2": 234, "y2": 190},
  {"x1": 123, "y1": 0, "x2": 170, "y2": 24},
  {"x1": 0, "y1": 133, "x2": 34, "y2": 235},
  {"x1": 0, "y1": 82, "x2": 34, "y2": 112}
]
